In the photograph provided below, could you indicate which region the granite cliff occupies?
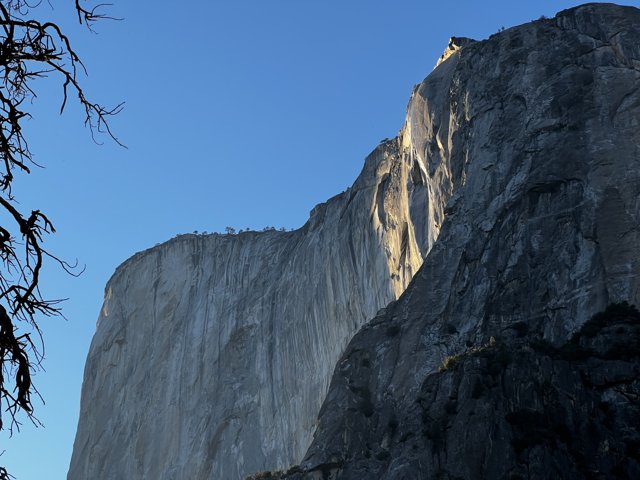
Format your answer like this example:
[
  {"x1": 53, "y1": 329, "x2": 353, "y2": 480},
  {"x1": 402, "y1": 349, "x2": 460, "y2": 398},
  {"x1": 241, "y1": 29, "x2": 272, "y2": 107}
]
[
  {"x1": 250, "y1": 3, "x2": 640, "y2": 479},
  {"x1": 68, "y1": 37, "x2": 454, "y2": 478},
  {"x1": 70, "y1": 3, "x2": 640, "y2": 479}
]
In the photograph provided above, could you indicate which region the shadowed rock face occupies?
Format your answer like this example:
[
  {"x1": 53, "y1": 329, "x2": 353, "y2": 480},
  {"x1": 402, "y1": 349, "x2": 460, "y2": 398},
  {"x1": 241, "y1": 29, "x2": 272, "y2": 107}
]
[
  {"x1": 263, "y1": 305, "x2": 640, "y2": 480},
  {"x1": 68, "y1": 25, "x2": 461, "y2": 479},
  {"x1": 252, "y1": 3, "x2": 640, "y2": 479}
]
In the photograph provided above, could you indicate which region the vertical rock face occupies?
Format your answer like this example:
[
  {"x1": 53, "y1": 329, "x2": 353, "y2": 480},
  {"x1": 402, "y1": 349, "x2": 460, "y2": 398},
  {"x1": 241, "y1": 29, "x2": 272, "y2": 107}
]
[
  {"x1": 71, "y1": 4, "x2": 640, "y2": 479},
  {"x1": 68, "y1": 47, "x2": 460, "y2": 478},
  {"x1": 259, "y1": 3, "x2": 640, "y2": 479}
]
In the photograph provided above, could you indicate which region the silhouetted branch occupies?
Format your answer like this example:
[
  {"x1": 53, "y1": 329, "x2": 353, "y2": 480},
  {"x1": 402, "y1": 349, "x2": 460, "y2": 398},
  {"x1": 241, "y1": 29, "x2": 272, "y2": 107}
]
[
  {"x1": 0, "y1": 464, "x2": 12, "y2": 479},
  {"x1": 0, "y1": 1, "x2": 121, "y2": 476}
]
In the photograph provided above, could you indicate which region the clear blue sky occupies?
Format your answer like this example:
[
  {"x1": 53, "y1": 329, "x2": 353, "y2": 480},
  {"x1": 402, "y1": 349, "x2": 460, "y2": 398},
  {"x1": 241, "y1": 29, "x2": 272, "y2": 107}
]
[{"x1": 2, "y1": 1, "x2": 638, "y2": 478}]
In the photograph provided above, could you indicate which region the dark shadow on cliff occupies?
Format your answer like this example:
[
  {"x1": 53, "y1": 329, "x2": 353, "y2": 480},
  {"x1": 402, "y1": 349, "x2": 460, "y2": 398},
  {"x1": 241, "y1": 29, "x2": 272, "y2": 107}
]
[{"x1": 250, "y1": 302, "x2": 640, "y2": 480}]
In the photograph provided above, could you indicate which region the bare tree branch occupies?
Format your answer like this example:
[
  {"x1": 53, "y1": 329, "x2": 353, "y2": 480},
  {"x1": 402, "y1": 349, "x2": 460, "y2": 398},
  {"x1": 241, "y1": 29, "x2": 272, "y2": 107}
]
[{"x1": 0, "y1": 1, "x2": 121, "y2": 476}]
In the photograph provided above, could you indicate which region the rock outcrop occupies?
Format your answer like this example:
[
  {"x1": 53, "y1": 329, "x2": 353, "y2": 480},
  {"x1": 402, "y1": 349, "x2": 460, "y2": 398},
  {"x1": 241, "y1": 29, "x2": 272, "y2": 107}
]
[
  {"x1": 252, "y1": 3, "x2": 640, "y2": 479},
  {"x1": 68, "y1": 33, "x2": 458, "y2": 477}
]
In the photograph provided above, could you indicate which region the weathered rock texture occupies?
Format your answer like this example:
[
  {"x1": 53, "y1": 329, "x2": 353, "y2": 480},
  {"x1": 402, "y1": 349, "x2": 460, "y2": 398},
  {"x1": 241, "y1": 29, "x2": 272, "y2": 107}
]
[
  {"x1": 68, "y1": 39, "x2": 455, "y2": 477},
  {"x1": 257, "y1": 3, "x2": 640, "y2": 479},
  {"x1": 266, "y1": 304, "x2": 640, "y2": 480}
]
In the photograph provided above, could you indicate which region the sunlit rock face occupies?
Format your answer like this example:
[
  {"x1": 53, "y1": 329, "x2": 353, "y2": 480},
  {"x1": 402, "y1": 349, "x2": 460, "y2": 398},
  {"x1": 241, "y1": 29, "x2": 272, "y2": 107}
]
[
  {"x1": 67, "y1": 54, "x2": 458, "y2": 478},
  {"x1": 255, "y1": 3, "x2": 640, "y2": 479}
]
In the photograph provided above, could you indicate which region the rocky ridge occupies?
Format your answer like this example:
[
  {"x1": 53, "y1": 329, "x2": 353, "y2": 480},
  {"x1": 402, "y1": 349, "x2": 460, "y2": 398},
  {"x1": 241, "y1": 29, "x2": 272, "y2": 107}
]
[{"x1": 253, "y1": 4, "x2": 640, "y2": 479}]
